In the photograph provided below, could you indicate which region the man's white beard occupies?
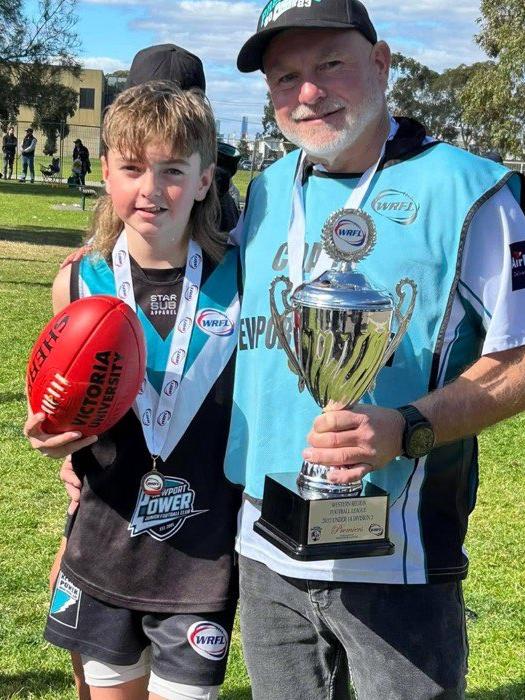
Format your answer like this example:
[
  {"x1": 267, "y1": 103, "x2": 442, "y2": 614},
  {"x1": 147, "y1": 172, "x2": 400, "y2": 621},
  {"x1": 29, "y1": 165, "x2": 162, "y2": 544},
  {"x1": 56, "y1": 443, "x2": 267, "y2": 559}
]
[{"x1": 277, "y1": 87, "x2": 386, "y2": 162}]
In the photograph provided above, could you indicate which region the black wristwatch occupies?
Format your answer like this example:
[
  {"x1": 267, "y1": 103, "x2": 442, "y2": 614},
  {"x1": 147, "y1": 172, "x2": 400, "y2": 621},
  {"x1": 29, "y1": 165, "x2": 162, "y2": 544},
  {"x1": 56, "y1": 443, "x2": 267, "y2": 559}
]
[{"x1": 396, "y1": 404, "x2": 435, "y2": 459}]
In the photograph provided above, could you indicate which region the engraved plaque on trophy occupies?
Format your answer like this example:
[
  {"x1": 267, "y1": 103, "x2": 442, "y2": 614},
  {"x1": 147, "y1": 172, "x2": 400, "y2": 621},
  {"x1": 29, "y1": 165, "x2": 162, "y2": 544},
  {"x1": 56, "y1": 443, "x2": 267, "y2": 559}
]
[{"x1": 254, "y1": 208, "x2": 417, "y2": 560}]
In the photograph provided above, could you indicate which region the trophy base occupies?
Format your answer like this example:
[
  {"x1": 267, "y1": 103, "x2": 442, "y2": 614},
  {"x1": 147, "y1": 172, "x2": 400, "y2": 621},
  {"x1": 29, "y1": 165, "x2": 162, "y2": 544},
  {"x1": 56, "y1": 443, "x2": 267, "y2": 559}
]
[{"x1": 254, "y1": 472, "x2": 394, "y2": 561}]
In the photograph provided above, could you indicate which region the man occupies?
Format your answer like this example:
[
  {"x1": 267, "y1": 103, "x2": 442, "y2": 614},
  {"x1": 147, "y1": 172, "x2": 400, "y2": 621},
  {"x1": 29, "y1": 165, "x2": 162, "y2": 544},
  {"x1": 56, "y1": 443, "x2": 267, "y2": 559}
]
[
  {"x1": 222, "y1": 1, "x2": 525, "y2": 698},
  {"x1": 19, "y1": 127, "x2": 37, "y2": 183},
  {"x1": 2, "y1": 126, "x2": 17, "y2": 179}
]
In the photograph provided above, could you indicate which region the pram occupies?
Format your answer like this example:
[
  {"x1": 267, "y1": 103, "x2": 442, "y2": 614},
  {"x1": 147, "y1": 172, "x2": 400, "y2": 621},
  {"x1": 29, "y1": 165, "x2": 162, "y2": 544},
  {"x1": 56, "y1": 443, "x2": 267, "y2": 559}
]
[{"x1": 67, "y1": 157, "x2": 84, "y2": 187}]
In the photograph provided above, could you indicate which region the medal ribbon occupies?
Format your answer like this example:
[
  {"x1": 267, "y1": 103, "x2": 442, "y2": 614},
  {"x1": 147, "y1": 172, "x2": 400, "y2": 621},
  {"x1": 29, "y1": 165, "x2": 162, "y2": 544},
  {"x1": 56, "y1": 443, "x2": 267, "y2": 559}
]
[
  {"x1": 112, "y1": 230, "x2": 203, "y2": 459},
  {"x1": 287, "y1": 116, "x2": 398, "y2": 290}
]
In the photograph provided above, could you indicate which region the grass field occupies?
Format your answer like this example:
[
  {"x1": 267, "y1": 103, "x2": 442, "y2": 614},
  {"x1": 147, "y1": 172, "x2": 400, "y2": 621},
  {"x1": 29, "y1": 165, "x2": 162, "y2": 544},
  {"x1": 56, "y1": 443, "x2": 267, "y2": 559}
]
[{"x1": 0, "y1": 179, "x2": 524, "y2": 699}]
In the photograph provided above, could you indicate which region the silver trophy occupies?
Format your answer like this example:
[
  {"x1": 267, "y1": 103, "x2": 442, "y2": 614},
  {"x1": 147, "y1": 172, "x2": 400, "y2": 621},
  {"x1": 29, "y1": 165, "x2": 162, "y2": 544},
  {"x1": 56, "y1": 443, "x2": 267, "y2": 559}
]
[{"x1": 254, "y1": 208, "x2": 417, "y2": 560}]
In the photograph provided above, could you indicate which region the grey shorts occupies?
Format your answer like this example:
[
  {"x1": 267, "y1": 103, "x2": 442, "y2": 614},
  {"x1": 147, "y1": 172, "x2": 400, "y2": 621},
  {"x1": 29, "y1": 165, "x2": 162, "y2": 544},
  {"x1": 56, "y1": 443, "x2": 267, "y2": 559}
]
[
  {"x1": 239, "y1": 556, "x2": 467, "y2": 700},
  {"x1": 45, "y1": 570, "x2": 236, "y2": 687}
]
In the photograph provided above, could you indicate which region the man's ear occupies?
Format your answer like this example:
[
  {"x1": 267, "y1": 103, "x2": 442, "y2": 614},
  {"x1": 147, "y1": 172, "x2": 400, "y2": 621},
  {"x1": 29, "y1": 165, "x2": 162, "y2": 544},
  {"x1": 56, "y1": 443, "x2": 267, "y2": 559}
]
[
  {"x1": 101, "y1": 155, "x2": 110, "y2": 194},
  {"x1": 195, "y1": 163, "x2": 215, "y2": 202},
  {"x1": 371, "y1": 40, "x2": 391, "y2": 90}
]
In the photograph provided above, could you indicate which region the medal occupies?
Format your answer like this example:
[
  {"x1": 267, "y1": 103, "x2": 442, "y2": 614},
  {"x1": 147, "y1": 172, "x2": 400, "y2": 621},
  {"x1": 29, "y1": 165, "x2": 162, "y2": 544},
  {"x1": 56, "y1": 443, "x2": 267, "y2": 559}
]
[
  {"x1": 142, "y1": 470, "x2": 164, "y2": 496},
  {"x1": 141, "y1": 455, "x2": 164, "y2": 496}
]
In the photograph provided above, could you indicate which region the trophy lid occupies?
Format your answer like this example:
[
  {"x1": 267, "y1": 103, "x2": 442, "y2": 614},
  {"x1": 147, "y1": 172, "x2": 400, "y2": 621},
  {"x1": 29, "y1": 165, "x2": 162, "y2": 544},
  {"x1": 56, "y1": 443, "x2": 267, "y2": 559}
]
[{"x1": 292, "y1": 269, "x2": 394, "y2": 310}]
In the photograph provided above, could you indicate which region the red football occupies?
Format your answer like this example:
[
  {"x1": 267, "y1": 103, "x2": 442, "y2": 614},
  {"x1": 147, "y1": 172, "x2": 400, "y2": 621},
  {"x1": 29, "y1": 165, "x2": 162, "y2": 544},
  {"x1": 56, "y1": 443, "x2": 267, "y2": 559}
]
[{"x1": 27, "y1": 295, "x2": 146, "y2": 436}]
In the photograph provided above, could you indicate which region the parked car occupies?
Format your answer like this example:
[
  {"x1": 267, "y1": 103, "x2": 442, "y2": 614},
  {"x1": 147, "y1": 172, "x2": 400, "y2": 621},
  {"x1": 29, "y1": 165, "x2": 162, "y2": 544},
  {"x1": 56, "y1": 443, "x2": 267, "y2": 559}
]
[{"x1": 238, "y1": 158, "x2": 252, "y2": 170}]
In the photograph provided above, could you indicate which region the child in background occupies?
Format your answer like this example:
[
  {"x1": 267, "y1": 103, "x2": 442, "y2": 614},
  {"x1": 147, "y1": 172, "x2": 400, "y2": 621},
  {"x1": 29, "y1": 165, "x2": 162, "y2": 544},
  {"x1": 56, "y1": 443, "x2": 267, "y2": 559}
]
[{"x1": 25, "y1": 81, "x2": 241, "y2": 700}]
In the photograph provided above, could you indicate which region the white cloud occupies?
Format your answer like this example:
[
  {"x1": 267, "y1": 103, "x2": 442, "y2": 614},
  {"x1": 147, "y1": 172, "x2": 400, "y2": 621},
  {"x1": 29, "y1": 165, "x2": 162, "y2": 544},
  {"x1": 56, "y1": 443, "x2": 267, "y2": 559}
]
[{"x1": 81, "y1": 56, "x2": 129, "y2": 73}]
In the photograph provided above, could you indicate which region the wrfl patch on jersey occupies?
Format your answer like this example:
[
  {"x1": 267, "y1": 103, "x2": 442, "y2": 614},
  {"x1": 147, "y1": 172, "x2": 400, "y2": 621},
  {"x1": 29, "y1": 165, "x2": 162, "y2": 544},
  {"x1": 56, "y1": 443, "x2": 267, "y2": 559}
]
[
  {"x1": 187, "y1": 621, "x2": 229, "y2": 661},
  {"x1": 129, "y1": 476, "x2": 207, "y2": 541},
  {"x1": 49, "y1": 571, "x2": 82, "y2": 628}
]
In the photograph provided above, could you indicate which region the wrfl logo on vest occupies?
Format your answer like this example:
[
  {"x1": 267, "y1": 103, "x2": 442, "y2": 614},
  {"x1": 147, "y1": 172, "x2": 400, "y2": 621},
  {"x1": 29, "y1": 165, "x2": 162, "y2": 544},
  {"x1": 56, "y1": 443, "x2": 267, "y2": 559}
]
[
  {"x1": 197, "y1": 309, "x2": 235, "y2": 337},
  {"x1": 371, "y1": 189, "x2": 420, "y2": 225}
]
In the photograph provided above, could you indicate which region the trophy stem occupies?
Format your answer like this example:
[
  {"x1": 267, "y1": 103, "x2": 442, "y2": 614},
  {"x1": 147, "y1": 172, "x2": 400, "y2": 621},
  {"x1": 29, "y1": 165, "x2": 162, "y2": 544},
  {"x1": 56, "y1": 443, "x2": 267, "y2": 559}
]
[{"x1": 297, "y1": 461, "x2": 362, "y2": 497}]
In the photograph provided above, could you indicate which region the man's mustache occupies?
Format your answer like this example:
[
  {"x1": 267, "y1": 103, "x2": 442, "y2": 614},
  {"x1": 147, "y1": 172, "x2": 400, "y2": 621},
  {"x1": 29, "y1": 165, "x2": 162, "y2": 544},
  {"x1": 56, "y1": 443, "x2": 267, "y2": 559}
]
[{"x1": 291, "y1": 100, "x2": 346, "y2": 122}]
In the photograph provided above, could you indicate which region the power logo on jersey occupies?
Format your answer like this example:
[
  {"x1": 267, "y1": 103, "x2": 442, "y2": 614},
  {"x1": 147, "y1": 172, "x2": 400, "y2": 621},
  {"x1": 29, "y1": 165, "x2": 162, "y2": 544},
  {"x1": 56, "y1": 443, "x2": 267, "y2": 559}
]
[
  {"x1": 49, "y1": 571, "x2": 82, "y2": 628},
  {"x1": 129, "y1": 476, "x2": 208, "y2": 542},
  {"x1": 187, "y1": 621, "x2": 229, "y2": 661},
  {"x1": 510, "y1": 242, "x2": 525, "y2": 291}
]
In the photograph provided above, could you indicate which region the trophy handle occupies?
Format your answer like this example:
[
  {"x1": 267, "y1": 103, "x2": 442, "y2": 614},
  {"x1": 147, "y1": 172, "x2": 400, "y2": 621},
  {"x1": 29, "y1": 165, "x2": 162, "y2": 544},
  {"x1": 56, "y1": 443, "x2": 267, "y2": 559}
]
[
  {"x1": 269, "y1": 276, "x2": 306, "y2": 392},
  {"x1": 383, "y1": 278, "x2": 417, "y2": 365}
]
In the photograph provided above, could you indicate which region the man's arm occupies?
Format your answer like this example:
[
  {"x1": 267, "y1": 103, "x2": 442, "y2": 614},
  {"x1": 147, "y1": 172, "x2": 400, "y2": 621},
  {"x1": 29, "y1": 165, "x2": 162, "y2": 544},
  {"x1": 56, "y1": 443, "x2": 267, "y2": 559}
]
[{"x1": 304, "y1": 346, "x2": 525, "y2": 485}]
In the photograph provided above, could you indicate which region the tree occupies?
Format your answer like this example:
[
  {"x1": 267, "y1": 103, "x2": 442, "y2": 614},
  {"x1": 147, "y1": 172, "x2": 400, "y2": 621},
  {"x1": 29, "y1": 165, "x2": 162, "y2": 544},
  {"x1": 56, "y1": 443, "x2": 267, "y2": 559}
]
[
  {"x1": 0, "y1": 0, "x2": 80, "y2": 124},
  {"x1": 432, "y1": 63, "x2": 488, "y2": 151},
  {"x1": 388, "y1": 54, "x2": 492, "y2": 152},
  {"x1": 237, "y1": 135, "x2": 250, "y2": 159},
  {"x1": 33, "y1": 82, "x2": 78, "y2": 154},
  {"x1": 388, "y1": 54, "x2": 446, "y2": 138},
  {"x1": 262, "y1": 92, "x2": 283, "y2": 139},
  {"x1": 460, "y1": 0, "x2": 525, "y2": 157}
]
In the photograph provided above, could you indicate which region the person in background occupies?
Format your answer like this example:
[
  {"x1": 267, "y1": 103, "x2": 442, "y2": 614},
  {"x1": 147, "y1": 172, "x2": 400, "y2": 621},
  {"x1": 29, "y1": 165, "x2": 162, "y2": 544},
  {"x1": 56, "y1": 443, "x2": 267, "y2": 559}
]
[
  {"x1": 2, "y1": 126, "x2": 17, "y2": 179},
  {"x1": 216, "y1": 141, "x2": 241, "y2": 231},
  {"x1": 72, "y1": 139, "x2": 91, "y2": 185},
  {"x1": 127, "y1": 44, "x2": 241, "y2": 231},
  {"x1": 19, "y1": 127, "x2": 37, "y2": 183}
]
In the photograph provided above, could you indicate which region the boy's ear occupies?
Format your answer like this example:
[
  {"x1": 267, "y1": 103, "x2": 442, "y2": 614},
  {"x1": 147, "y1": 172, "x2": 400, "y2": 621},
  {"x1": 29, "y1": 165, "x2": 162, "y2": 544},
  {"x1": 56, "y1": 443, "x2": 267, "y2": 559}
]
[
  {"x1": 101, "y1": 155, "x2": 110, "y2": 194},
  {"x1": 195, "y1": 163, "x2": 215, "y2": 202}
]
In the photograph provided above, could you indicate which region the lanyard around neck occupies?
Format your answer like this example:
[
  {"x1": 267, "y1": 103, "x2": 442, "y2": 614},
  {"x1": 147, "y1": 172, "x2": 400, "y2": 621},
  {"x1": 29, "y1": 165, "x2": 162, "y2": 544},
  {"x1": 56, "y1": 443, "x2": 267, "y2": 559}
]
[
  {"x1": 287, "y1": 116, "x2": 398, "y2": 290},
  {"x1": 112, "y1": 230, "x2": 203, "y2": 459}
]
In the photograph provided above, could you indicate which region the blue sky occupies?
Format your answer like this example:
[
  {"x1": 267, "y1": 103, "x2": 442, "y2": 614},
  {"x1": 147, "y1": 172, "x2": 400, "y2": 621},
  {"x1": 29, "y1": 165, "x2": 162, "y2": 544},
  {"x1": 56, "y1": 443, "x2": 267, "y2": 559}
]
[{"x1": 71, "y1": 0, "x2": 487, "y2": 137}]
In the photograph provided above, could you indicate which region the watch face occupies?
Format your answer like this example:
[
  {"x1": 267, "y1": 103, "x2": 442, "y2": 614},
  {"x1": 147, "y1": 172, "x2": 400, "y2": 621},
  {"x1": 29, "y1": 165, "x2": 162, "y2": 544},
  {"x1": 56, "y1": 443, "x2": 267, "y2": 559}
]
[{"x1": 407, "y1": 426, "x2": 435, "y2": 457}]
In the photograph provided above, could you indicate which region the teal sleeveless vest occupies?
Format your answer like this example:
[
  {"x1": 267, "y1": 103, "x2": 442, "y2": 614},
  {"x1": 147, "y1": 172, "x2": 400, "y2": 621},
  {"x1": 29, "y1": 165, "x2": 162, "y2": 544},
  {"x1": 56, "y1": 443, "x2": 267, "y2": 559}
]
[
  {"x1": 78, "y1": 247, "x2": 240, "y2": 395},
  {"x1": 225, "y1": 143, "x2": 520, "y2": 582}
]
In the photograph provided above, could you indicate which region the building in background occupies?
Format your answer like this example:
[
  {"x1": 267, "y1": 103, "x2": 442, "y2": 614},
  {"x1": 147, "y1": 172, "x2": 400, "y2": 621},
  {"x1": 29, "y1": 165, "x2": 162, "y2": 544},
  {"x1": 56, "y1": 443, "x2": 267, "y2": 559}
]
[{"x1": 18, "y1": 68, "x2": 105, "y2": 130}]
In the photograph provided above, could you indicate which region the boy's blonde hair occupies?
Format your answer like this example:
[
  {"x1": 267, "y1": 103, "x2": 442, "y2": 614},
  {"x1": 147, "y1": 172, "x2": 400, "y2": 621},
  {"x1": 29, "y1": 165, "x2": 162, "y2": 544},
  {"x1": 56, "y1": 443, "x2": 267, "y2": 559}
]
[{"x1": 90, "y1": 81, "x2": 225, "y2": 260}]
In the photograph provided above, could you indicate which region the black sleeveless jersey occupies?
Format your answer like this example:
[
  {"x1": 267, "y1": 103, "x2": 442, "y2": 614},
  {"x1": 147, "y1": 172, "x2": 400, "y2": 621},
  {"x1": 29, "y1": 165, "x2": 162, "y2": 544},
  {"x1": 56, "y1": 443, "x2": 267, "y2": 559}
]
[{"x1": 60, "y1": 253, "x2": 241, "y2": 613}]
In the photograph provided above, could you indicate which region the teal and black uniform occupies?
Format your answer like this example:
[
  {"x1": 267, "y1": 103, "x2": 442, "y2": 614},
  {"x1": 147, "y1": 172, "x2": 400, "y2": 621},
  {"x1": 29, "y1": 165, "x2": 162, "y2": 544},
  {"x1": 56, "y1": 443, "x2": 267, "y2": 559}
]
[{"x1": 45, "y1": 248, "x2": 242, "y2": 685}]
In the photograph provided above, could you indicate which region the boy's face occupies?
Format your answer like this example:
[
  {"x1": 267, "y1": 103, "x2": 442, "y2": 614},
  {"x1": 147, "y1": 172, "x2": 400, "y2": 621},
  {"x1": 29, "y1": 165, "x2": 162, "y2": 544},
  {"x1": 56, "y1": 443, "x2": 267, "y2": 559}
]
[{"x1": 102, "y1": 142, "x2": 213, "y2": 244}]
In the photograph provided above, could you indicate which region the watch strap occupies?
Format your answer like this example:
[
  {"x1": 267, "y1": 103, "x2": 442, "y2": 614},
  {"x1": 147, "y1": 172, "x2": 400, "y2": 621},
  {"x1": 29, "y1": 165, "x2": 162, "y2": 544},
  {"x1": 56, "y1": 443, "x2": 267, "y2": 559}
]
[{"x1": 396, "y1": 404, "x2": 433, "y2": 458}]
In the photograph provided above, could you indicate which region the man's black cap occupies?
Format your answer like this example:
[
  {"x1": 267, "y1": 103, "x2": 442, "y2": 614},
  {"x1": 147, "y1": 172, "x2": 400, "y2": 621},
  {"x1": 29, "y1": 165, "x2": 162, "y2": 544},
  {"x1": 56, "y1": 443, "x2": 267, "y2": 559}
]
[
  {"x1": 126, "y1": 44, "x2": 206, "y2": 92},
  {"x1": 26, "y1": 128, "x2": 33, "y2": 133},
  {"x1": 237, "y1": 0, "x2": 377, "y2": 73}
]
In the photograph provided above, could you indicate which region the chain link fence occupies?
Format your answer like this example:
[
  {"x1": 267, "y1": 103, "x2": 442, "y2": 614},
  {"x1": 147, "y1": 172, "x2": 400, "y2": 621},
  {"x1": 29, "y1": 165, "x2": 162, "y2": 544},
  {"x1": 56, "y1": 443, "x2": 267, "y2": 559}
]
[{"x1": 4, "y1": 122, "x2": 103, "y2": 184}]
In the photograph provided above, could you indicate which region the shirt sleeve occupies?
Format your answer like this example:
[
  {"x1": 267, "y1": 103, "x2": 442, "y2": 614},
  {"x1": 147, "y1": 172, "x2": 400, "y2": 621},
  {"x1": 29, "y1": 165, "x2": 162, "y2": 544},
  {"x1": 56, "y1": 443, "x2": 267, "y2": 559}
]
[
  {"x1": 459, "y1": 183, "x2": 525, "y2": 355},
  {"x1": 227, "y1": 210, "x2": 245, "y2": 247}
]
